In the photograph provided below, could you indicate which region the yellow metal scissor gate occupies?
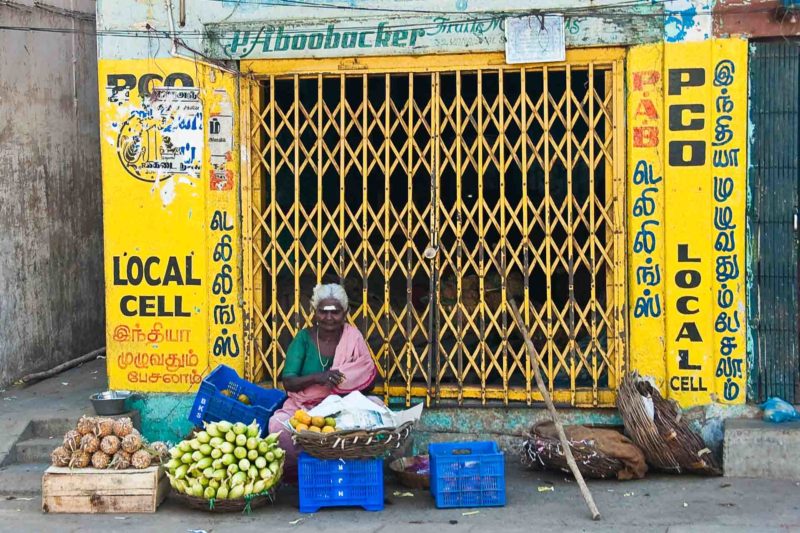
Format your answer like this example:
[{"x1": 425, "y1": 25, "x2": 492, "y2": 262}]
[{"x1": 242, "y1": 50, "x2": 627, "y2": 407}]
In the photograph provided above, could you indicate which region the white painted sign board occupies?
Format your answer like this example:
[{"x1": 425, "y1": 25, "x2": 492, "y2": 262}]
[
  {"x1": 204, "y1": 11, "x2": 660, "y2": 61},
  {"x1": 505, "y1": 15, "x2": 566, "y2": 64}
]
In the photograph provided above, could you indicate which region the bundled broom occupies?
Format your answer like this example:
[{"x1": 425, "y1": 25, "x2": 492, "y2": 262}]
[
  {"x1": 616, "y1": 372, "x2": 721, "y2": 476},
  {"x1": 522, "y1": 421, "x2": 648, "y2": 480},
  {"x1": 522, "y1": 425, "x2": 626, "y2": 479}
]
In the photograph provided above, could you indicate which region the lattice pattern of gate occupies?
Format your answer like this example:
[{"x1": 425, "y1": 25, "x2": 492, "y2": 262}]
[{"x1": 242, "y1": 52, "x2": 626, "y2": 407}]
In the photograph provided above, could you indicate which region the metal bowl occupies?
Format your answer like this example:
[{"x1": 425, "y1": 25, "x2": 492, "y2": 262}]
[{"x1": 90, "y1": 390, "x2": 132, "y2": 416}]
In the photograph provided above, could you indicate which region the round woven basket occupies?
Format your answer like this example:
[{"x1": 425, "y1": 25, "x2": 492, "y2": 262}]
[
  {"x1": 388, "y1": 455, "x2": 430, "y2": 489},
  {"x1": 171, "y1": 488, "x2": 276, "y2": 513},
  {"x1": 292, "y1": 422, "x2": 414, "y2": 460}
]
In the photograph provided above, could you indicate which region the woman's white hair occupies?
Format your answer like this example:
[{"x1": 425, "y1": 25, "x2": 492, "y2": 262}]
[{"x1": 310, "y1": 283, "x2": 349, "y2": 311}]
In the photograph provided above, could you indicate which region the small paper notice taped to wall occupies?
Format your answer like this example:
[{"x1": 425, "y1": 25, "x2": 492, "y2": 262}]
[{"x1": 504, "y1": 15, "x2": 566, "y2": 64}]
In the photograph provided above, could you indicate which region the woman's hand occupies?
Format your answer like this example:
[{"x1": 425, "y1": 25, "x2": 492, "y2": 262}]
[
  {"x1": 316, "y1": 370, "x2": 345, "y2": 387},
  {"x1": 283, "y1": 370, "x2": 344, "y2": 392}
]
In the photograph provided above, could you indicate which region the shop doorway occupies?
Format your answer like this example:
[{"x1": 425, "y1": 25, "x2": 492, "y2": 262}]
[
  {"x1": 750, "y1": 40, "x2": 800, "y2": 403},
  {"x1": 242, "y1": 51, "x2": 627, "y2": 407}
]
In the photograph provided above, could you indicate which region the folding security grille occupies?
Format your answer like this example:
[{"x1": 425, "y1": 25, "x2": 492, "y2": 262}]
[{"x1": 242, "y1": 52, "x2": 627, "y2": 407}]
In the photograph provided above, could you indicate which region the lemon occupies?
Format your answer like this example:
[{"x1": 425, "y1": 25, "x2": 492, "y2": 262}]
[
  {"x1": 237, "y1": 394, "x2": 251, "y2": 405},
  {"x1": 288, "y1": 417, "x2": 299, "y2": 428},
  {"x1": 321, "y1": 425, "x2": 335, "y2": 433}
]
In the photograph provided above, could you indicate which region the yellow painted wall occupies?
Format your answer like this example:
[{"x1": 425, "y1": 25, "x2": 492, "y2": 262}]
[
  {"x1": 628, "y1": 38, "x2": 748, "y2": 406},
  {"x1": 100, "y1": 42, "x2": 748, "y2": 408},
  {"x1": 99, "y1": 58, "x2": 243, "y2": 392}
]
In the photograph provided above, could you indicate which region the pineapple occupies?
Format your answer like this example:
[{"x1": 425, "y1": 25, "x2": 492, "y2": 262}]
[
  {"x1": 111, "y1": 450, "x2": 131, "y2": 470},
  {"x1": 69, "y1": 450, "x2": 90, "y2": 468},
  {"x1": 91, "y1": 451, "x2": 111, "y2": 469},
  {"x1": 50, "y1": 446, "x2": 70, "y2": 467},
  {"x1": 131, "y1": 449, "x2": 152, "y2": 469},
  {"x1": 80, "y1": 433, "x2": 100, "y2": 454},
  {"x1": 76, "y1": 416, "x2": 96, "y2": 436},
  {"x1": 95, "y1": 418, "x2": 114, "y2": 438},
  {"x1": 121, "y1": 432, "x2": 143, "y2": 454},
  {"x1": 100, "y1": 435, "x2": 120, "y2": 455},
  {"x1": 112, "y1": 417, "x2": 134, "y2": 438},
  {"x1": 148, "y1": 441, "x2": 169, "y2": 464},
  {"x1": 63, "y1": 430, "x2": 81, "y2": 451}
]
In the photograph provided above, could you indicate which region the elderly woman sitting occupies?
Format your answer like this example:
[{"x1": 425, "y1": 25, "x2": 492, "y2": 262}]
[{"x1": 268, "y1": 283, "x2": 379, "y2": 478}]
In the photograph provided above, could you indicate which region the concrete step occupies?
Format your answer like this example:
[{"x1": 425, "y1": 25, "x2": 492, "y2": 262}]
[
  {"x1": 28, "y1": 418, "x2": 76, "y2": 439},
  {"x1": 14, "y1": 438, "x2": 60, "y2": 464},
  {"x1": 724, "y1": 418, "x2": 800, "y2": 479},
  {"x1": 0, "y1": 463, "x2": 47, "y2": 496}
]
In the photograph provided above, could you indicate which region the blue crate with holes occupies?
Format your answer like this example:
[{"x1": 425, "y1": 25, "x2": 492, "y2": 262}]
[
  {"x1": 188, "y1": 365, "x2": 286, "y2": 437},
  {"x1": 298, "y1": 453, "x2": 384, "y2": 513},
  {"x1": 429, "y1": 441, "x2": 506, "y2": 509}
]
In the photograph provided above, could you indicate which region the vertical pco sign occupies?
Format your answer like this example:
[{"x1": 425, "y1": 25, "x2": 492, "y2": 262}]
[{"x1": 666, "y1": 63, "x2": 712, "y2": 399}]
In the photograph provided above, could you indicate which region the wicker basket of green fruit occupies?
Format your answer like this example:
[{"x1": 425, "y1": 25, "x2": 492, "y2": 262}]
[{"x1": 165, "y1": 420, "x2": 285, "y2": 513}]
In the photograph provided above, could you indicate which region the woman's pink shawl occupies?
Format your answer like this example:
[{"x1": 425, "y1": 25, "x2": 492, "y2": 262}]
[{"x1": 284, "y1": 324, "x2": 377, "y2": 409}]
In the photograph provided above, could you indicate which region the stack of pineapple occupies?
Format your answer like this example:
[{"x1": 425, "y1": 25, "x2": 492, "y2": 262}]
[{"x1": 49, "y1": 416, "x2": 168, "y2": 470}]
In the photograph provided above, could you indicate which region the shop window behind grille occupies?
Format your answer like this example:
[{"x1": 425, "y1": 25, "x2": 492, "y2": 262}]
[{"x1": 244, "y1": 53, "x2": 626, "y2": 407}]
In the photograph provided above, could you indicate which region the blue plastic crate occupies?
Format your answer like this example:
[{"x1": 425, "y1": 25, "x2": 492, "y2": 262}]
[
  {"x1": 188, "y1": 365, "x2": 286, "y2": 437},
  {"x1": 429, "y1": 441, "x2": 505, "y2": 509},
  {"x1": 298, "y1": 453, "x2": 384, "y2": 513}
]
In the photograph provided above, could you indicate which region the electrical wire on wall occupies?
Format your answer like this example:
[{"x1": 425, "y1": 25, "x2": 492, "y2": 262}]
[
  {"x1": 204, "y1": 0, "x2": 669, "y2": 16},
  {"x1": 1, "y1": 0, "x2": 784, "y2": 38}
]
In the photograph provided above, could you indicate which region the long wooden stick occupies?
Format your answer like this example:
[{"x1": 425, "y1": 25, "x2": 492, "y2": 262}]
[
  {"x1": 509, "y1": 299, "x2": 601, "y2": 520},
  {"x1": 16, "y1": 347, "x2": 106, "y2": 386}
]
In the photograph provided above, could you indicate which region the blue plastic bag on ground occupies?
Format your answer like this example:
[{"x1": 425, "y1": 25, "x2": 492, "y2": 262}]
[{"x1": 760, "y1": 397, "x2": 800, "y2": 423}]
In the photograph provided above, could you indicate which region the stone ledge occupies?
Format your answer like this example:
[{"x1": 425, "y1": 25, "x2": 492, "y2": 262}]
[{"x1": 724, "y1": 418, "x2": 800, "y2": 479}]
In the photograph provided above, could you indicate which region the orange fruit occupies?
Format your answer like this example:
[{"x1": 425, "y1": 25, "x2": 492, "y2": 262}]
[
  {"x1": 311, "y1": 416, "x2": 325, "y2": 428},
  {"x1": 288, "y1": 417, "x2": 299, "y2": 428},
  {"x1": 308, "y1": 426, "x2": 321, "y2": 433},
  {"x1": 321, "y1": 426, "x2": 335, "y2": 433},
  {"x1": 295, "y1": 410, "x2": 312, "y2": 426},
  {"x1": 295, "y1": 423, "x2": 309, "y2": 432}
]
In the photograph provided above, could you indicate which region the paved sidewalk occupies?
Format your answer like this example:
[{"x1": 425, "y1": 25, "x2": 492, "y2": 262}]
[
  {"x1": 1, "y1": 360, "x2": 799, "y2": 531},
  {"x1": 1, "y1": 467, "x2": 799, "y2": 532}
]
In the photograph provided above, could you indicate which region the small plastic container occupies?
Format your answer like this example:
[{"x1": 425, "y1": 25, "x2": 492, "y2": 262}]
[
  {"x1": 429, "y1": 441, "x2": 506, "y2": 509},
  {"x1": 298, "y1": 453, "x2": 384, "y2": 513},
  {"x1": 188, "y1": 365, "x2": 286, "y2": 436}
]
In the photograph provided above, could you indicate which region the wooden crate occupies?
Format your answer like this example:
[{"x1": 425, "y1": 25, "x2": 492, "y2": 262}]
[{"x1": 42, "y1": 466, "x2": 168, "y2": 513}]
